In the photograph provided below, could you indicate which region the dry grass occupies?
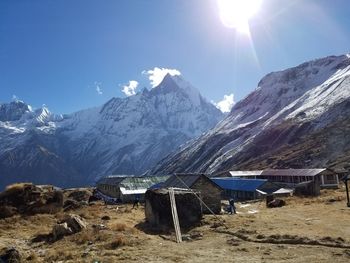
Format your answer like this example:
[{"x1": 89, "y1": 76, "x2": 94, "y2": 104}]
[
  {"x1": 71, "y1": 228, "x2": 113, "y2": 245},
  {"x1": 47, "y1": 250, "x2": 74, "y2": 261},
  {"x1": 71, "y1": 229, "x2": 93, "y2": 245},
  {"x1": 106, "y1": 235, "x2": 128, "y2": 249},
  {"x1": 1, "y1": 187, "x2": 349, "y2": 262},
  {"x1": 111, "y1": 222, "x2": 127, "y2": 232},
  {"x1": 4, "y1": 182, "x2": 32, "y2": 192},
  {"x1": 26, "y1": 252, "x2": 39, "y2": 262},
  {"x1": 123, "y1": 207, "x2": 133, "y2": 213}
]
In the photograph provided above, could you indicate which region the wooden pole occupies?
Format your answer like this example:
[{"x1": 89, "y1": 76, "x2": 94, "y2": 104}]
[
  {"x1": 169, "y1": 188, "x2": 182, "y2": 243},
  {"x1": 345, "y1": 180, "x2": 350, "y2": 207}
]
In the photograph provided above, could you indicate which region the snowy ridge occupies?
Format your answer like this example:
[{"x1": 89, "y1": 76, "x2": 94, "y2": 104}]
[
  {"x1": 0, "y1": 101, "x2": 64, "y2": 134},
  {"x1": 150, "y1": 54, "x2": 350, "y2": 175},
  {"x1": 0, "y1": 74, "x2": 223, "y2": 188}
]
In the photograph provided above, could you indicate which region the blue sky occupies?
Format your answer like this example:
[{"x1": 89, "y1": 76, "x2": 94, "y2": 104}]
[{"x1": 0, "y1": 0, "x2": 349, "y2": 114}]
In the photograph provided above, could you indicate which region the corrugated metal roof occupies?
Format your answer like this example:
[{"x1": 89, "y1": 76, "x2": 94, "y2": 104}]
[
  {"x1": 262, "y1": 169, "x2": 326, "y2": 177},
  {"x1": 211, "y1": 178, "x2": 268, "y2": 192},
  {"x1": 162, "y1": 174, "x2": 205, "y2": 188},
  {"x1": 120, "y1": 188, "x2": 147, "y2": 195},
  {"x1": 229, "y1": 171, "x2": 263, "y2": 177},
  {"x1": 256, "y1": 188, "x2": 293, "y2": 195},
  {"x1": 96, "y1": 175, "x2": 170, "y2": 191},
  {"x1": 229, "y1": 169, "x2": 326, "y2": 177},
  {"x1": 96, "y1": 175, "x2": 129, "y2": 185},
  {"x1": 120, "y1": 176, "x2": 170, "y2": 190}
]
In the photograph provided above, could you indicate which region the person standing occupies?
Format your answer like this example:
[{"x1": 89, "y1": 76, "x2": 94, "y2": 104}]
[
  {"x1": 229, "y1": 198, "x2": 236, "y2": 214},
  {"x1": 132, "y1": 195, "x2": 140, "y2": 209}
]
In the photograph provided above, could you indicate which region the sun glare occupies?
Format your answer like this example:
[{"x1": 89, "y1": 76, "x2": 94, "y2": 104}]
[{"x1": 217, "y1": 0, "x2": 262, "y2": 34}]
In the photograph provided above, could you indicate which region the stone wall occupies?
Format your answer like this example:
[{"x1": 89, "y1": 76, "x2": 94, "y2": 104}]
[
  {"x1": 145, "y1": 189, "x2": 202, "y2": 228},
  {"x1": 192, "y1": 177, "x2": 222, "y2": 214}
]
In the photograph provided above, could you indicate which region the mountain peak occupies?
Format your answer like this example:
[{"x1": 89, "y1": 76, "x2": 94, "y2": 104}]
[
  {"x1": 151, "y1": 73, "x2": 203, "y2": 107},
  {"x1": 150, "y1": 53, "x2": 350, "y2": 176},
  {"x1": 0, "y1": 100, "x2": 33, "y2": 122}
]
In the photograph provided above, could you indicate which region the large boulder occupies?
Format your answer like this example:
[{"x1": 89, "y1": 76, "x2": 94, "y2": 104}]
[
  {"x1": 51, "y1": 214, "x2": 87, "y2": 241},
  {"x1": 63, "y1": 199, "x2": 81, "y2": 211},
  {"x1": 267, "y1": 199, "x2": 286, "y2": 208},
  {"x1": 0, "y1": 205, "x2": 17, "y2": 219},
  {"x1": 52, "y1": 222, "x2": 73, "y2": 241},
  {"x1": 64, "y1": 214, "x2": 87, "y2": 233},
  {"x1": 0, "y1": 183, "x2": 63, "y2": 218},
  {"x1": 0, "y1": 247, "x2": 21, "y2": 263},
  {"x1": 65, "y1": 188, "x2": 93, "y2": 202}
]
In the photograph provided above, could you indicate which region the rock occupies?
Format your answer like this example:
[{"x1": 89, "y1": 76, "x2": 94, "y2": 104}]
[
  {"x1": 0, "y1": 183, "x2": 63, "y2": 217},
  {"x1": 227, "y1": 237, "x2": 241, "y2": 246},
  {"x1": 101, "y1": 215, "x2": 110, "y2": 221},
  {"x1": 0, "y1": 247, "x2": 21, "y2": 263},
  {"x1": 80, "y1": 201, "x2": 89, "y2": 206},
  {"x1": 181, "y1": 234, "x2": 191, "y2": 241},
  {"x1": 65, "y1": 214, "x2": 87, "y2": 233},
  {"x1": 67, "y1": 189, "x2": 92, "y2": 202},
  {"x1": 52, "y1": 222, "x2": 73, "y2": 241},
  {"x1": 52, "y1": 214, "x2": 87, "y2": 241},
  {"x1": 210, "y1": 222, "x2": 224, "y2": 228},
  {"x1": 0, "y1": 206, "x2": 17, "y2": 219},
  {"x1": 267, "y1": 199, "x2": 286, "y2": 208},
  {"x1": 190, "y1": 232, "x2": 203, "y2": 240},
  {"x1": 88, "y1": 195, "x2": 100, "y2": 204},
  {"x1": 92, "y1": 224, "x2": 107, "y2": 230},
  {"x1": 51, "y1": 214, "x2": 87, "y2": 241},
  {"x1": 63, "y1": 199, "x2": 81, "y2": 211}
]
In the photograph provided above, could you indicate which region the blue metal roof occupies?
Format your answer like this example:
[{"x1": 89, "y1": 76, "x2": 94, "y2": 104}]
[{"x1": 211, "y1": 178, "x2": 268, "y2": 192}]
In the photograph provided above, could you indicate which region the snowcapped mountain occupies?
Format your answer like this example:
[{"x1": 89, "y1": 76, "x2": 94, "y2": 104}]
[
  {"x1": 150, "y1": 54, "x2": 350, "y2": 175},
  {"x1": 0, "y1": 74, "x2": 223, "y2": 189}
]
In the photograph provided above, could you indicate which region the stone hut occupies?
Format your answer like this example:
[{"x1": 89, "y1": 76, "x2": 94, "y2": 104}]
[
  {"x1": 145, "y1": 188, "x2": 202, "y2": 228},
  {"x1": 162, "y1": 174, "x2": 222, "y2": 214}
]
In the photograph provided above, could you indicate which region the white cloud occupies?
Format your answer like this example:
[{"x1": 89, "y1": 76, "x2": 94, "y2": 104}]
[
  {"x1": 95, "y1": 82, "x2": 103, "y2": 95},
  {"x1": 213, "y1": 93, "x2": 235, "y2": 113},
  {"x1": 142, "y1": 67, "x2": 181, "y2": 88},
  {"x1": 121, "y1": 80, "x2": 139, "y2": 96},
  {"x1": 12, "y1": 94, "x2": 18, "y2": 101}
]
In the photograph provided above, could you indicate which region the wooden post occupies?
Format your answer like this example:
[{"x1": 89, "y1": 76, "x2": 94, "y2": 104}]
[
  {"x1": 169, "y1": 188, "x2": 182, "y2": 243},
  {"x1": 345, "y1": 180, "x2": 350, "y2": 207}
]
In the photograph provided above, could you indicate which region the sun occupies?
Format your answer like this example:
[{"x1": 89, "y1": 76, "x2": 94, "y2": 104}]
[{"x1": 217, "y1": 0, "x2": 262, "y2": 34}]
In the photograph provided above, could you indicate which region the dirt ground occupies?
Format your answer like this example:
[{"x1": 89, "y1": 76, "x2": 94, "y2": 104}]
[{"x1": 1, "y1": 187, "x2": 350, "y2": 262}]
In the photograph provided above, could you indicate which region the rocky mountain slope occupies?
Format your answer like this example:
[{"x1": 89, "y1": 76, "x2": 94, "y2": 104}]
[
  {"x1": 0, "y1": 74, "x2": 223, "y2": 189},
  {"x1": 150, "y1": 54, "x2": 350, "y2": 175}
]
